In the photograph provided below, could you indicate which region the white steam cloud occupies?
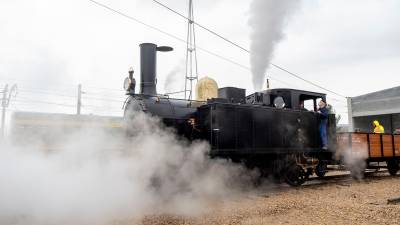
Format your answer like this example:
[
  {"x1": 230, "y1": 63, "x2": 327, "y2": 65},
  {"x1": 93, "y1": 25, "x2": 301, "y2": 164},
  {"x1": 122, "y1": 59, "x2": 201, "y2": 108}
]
[
  {"x1": 163, "y1": 60, "x2": 185, "y2": 94},
  {"x1": 248, "y1": 0, "x2": 301, "y2": 90},
  {"x1": 0, "y1": 113, "x2": 254, "y2": 225}
]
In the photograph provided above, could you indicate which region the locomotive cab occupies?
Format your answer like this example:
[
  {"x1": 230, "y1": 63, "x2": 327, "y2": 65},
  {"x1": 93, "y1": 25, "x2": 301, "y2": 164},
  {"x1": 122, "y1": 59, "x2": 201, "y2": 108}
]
[
  {"x1": 197, "y1": 88, "x2": 335, "y2": 154},
  {"x1": 246, "y1": 88, "x2": 327, "y2": 111}
]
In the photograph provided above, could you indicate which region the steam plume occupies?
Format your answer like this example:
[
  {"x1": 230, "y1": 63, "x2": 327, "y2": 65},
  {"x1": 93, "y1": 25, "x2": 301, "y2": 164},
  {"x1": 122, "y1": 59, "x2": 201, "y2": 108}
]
[
  {"x1": 0, "y1": 112, "x2": 254, "y2": 224},
  {"x1": 248, "y1": 0, "x2": 301, "y2": 90},
  {"x1": 164, "y1": 60, "x2": 185, "y2": 94}
]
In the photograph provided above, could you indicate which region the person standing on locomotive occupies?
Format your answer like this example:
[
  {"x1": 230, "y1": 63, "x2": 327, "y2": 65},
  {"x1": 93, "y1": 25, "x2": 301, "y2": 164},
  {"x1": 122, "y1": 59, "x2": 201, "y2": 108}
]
[{"x1": 317, "y1": 100, "x2": 329, "y2": 150}]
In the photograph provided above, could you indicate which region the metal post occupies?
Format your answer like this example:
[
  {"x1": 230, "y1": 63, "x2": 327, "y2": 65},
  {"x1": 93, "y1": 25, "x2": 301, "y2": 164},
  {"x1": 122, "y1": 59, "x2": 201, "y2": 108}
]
[
  {"x1": 184, "y1": 0, "x2": 198, "y2": 100},
  {"x1": 347, "y1": 97, "x2": 354, "y2": 132},
  {"x1": 77, "y1": 84, "x2": 82, "y2": 115},
  {"x1": 1, "y1": 84, "x2": 8, "y2": 138}
]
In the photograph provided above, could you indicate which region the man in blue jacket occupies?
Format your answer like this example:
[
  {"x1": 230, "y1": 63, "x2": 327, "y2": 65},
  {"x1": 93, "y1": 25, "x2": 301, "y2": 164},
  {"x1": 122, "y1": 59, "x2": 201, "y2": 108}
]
[{"x1": 318, "y1": 100, "x2": 329, "y2": 150}]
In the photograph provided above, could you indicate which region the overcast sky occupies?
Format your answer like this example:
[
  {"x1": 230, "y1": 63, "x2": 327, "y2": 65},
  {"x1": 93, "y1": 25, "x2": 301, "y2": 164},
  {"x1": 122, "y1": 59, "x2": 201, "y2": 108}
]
[{"x1": 1, "y1": 0, "x2": 399, "y2": 122}]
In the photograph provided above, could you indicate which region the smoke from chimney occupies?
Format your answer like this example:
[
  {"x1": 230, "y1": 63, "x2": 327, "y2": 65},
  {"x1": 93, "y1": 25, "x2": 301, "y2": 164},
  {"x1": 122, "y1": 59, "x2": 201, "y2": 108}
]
[{"x1": 248, "y1": 0, "x2": 301, "y2": 91}]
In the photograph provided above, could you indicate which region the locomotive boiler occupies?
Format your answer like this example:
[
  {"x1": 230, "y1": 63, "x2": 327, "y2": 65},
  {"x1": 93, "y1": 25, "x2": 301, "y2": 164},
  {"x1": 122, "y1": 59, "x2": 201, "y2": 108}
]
[{"x1": 123, "y1": 43, "x2": 340, "y2": 186}]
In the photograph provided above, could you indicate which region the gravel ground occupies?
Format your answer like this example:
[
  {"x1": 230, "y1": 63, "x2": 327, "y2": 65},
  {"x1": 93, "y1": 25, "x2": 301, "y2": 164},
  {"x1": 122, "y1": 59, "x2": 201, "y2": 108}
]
[{"x1": 131, "y1": 173, "x2": 400, "y2": 225}]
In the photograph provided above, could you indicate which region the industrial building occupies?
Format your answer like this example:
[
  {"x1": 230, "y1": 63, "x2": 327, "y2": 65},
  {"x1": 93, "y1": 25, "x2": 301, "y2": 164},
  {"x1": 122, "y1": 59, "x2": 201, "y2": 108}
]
[{"x1": 347, "y1": 86, "x2": 400, "y2": 133}]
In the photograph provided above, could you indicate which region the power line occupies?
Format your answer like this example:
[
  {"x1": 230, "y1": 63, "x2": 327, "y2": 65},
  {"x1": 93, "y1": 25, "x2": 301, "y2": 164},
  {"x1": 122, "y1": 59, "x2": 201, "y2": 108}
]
[
  {"x1": 18, "y1": 86, "x2": 124, "y2": 100},
  {"x1": 14, "y1": 99, "x2": 76, "y2": 108},
  {"x1": 1, "y1": 77, "x2": 125, "y2": 94},
  {"x1": 83, "y1": 104, "x2": 123, "y2": 110},
  {"x1": 13, "y1": 100, "x2": 123, "y2": 114},
  {"x1": 83, "y1": 91, "x2": 124, "y2": 98},
  {"x1": 152, "y1": 0, "x2": 347, "y2": 98},
  {"x1": 18, "y1": 89, "x2": 76, "y2": 98},
  {"x1": 153, "y1": 0, "x2": 249, "y2": 53},
  {"x1": 87, "y1": 0, "x2": 296, "y2": 89},
  {"x1": 195, "y1": 45, "x2": 296, "y2": 88},
  {"x1": 268, "y1": 64, "x2": 346, "y2": 98},
  {"x1": 83, "y1": 96, "x2": 125, "y2": 103},
  {"x1": 83, "y1": 85, "x2": 124, "y2": 92},
  {"x1": 0, "y1": 77, "x2": 78, "y2": 89},
  {"x1": 83, "y1": 92, "x2": 124, "y2": 99},
  {"x1": 88, "y1": 0, "x2": 188, "y2": 43}
]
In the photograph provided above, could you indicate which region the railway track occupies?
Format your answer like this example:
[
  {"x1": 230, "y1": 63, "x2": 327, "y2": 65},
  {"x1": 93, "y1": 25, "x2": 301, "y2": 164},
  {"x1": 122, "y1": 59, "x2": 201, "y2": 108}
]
[
  {"x1": 304, "y1": 169, "x2": 395, "y2": 187},
  {"x1": 257, "y1": 169, "x2": 398, "y2": 193}
]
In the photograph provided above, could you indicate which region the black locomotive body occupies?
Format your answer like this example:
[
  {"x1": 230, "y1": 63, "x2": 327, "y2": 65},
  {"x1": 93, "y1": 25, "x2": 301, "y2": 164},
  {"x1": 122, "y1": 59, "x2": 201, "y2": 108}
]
[
  {"x1": 123, "y1": 43, "x2": 339, "y2": 185},
  {"x1": 196, "y1": 88, "x2": 336, "y2": 156}
]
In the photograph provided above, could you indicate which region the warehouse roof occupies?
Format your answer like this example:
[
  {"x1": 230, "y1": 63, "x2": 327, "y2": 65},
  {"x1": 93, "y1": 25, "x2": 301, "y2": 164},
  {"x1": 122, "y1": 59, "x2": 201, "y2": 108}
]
[{"x1": 351, "y1": 86, "x2": 400, "y2": 117}]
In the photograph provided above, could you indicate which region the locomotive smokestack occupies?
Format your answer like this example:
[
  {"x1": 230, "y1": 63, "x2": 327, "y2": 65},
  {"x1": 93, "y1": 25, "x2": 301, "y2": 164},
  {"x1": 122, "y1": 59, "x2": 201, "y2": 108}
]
[{"x1": 139, "y1": 43, "x2": 173, "y2": 95}]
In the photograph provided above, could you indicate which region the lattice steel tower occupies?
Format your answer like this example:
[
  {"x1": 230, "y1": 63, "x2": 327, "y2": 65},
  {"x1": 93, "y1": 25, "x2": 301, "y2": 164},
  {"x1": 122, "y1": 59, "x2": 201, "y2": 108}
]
[{"x1": 184, "y1": 0, "x2": 198, "y2": 100}]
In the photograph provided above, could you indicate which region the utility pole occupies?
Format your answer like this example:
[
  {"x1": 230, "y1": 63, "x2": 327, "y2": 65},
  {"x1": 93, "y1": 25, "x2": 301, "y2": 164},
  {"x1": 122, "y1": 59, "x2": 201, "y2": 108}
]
[
  {"x1": 266, "y1": 78, "x2": 270, "y2": 89},
  {"x1": 77, "y1": 84, "x2": 82, "y2": 115},
  {"x1": 1, "y1": 84, "x2": 17, "y2": 138},
  {"x1": 1, "y1": 85, "x2": 8, "y2": 138},
  {"x1": 184, "y1": 0, "x2": 198, "y2": 100},
  {"x1": 347, "y1": 97, "x2": 354, "y2": 132}
]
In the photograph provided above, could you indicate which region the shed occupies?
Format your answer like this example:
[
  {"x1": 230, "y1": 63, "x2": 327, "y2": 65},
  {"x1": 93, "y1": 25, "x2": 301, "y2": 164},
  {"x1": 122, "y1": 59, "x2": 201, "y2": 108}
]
[{"x1": 347, "y1": 86, "x2": 400, "y2": 133}]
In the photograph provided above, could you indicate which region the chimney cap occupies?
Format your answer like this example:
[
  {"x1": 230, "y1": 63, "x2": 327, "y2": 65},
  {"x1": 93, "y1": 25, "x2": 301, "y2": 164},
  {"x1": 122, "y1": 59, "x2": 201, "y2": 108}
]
[
  {"x1": 139, "y1": 43, "x2": 173, "y2": 52},
  {"x1": 156, "y1": 46, "x2": 173, "y2": 52}
]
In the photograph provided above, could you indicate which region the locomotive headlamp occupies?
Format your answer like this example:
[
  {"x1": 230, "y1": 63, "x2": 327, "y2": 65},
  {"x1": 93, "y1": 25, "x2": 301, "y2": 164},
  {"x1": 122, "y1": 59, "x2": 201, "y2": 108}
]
[{"x1": 123, "y1": 77, "x2": 131, "y2": 91}]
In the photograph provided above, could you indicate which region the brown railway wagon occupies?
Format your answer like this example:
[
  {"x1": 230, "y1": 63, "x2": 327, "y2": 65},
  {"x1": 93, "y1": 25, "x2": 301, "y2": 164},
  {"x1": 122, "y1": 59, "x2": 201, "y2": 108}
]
[
  {"x1": 336, "y1": 132, "x2": 400, "y2": 176},
  {"x1": 337, "y1": 133, "x2": 400, "y2": 159}
]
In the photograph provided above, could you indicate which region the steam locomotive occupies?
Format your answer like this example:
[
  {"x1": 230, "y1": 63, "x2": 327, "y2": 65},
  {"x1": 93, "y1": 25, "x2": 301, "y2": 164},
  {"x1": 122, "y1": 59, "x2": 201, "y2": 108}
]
[{"x1": 123, "y1": 43, "x2": 400, "y2": 186}]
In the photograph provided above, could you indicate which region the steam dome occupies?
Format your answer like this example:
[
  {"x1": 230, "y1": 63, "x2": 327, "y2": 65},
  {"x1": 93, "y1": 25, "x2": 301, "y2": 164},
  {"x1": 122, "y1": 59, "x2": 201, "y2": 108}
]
[{"x1": 195, "y1": 76, "x2": 218, "y2": 101}]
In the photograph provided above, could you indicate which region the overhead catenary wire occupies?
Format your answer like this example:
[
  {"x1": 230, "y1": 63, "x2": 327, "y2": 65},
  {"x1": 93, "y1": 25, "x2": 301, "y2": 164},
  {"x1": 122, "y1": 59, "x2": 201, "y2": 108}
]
[
  {"x1": 7, "y1": 83, "x2": 126, "y2": 116},
  {"x1": 152, "y1": 0, "x2": 347, "y2": 98},
  {"x1": 83, "y1": 96, "x2": 125, "y2": 103},
  {"x1": 83, "y1": 91, "x2": 124, "y2": 98},
  {"x1": 14, "y1": 99, "x2": 76, "y2": 108},
  {"x1": 0, "y1": 78, "x2": 79, "y2": 92},
  {"x1": 153, "y1": 0, "x2": 249, "y2": 53},
  {"x1": 1, "y1": 77, "x2": 126, "y2": 96},
  {"x1": 88, "y1": 0, "x2": 187, "y2": 43},
  {"x1": 82, "y1": 104, "x2": 123, "y2": 111},
  {"x1": 18, "y1": 89, "x2": 76, "y2": 98},
  {"x1": 87, "y1": 0, "x2": 298, "y2": 89},
  {"x1": 83, "y1": 85, "x2": 124, "y2": 92},
  {"x1": 16, "y1": 86, "x2": 125, "y2": 104},
  {"x1": 16, "y1": 85, "x2": 125, "y2": 101},
  {"x1": 13, "y1": 99, "x2": 123, "y2": 114}
]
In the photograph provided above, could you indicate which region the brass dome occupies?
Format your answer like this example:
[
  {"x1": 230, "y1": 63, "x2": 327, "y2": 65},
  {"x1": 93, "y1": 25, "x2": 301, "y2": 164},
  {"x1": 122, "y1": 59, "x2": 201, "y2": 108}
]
[{"x1": 195, "y1": 76, "x2": 218, "y2": 101}]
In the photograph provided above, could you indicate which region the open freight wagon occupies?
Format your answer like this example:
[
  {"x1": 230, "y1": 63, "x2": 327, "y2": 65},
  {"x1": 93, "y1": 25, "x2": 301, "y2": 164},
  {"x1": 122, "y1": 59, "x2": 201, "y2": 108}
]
[{"x1": 336, "y1": 133, "x2": 400, "y2": 176}]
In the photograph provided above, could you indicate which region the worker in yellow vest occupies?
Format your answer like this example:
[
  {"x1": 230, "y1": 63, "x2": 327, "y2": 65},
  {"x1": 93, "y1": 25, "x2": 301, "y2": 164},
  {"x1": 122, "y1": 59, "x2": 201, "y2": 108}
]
[{"x1": 373, "y1": 120, "x2": 385, "y2": 133}]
